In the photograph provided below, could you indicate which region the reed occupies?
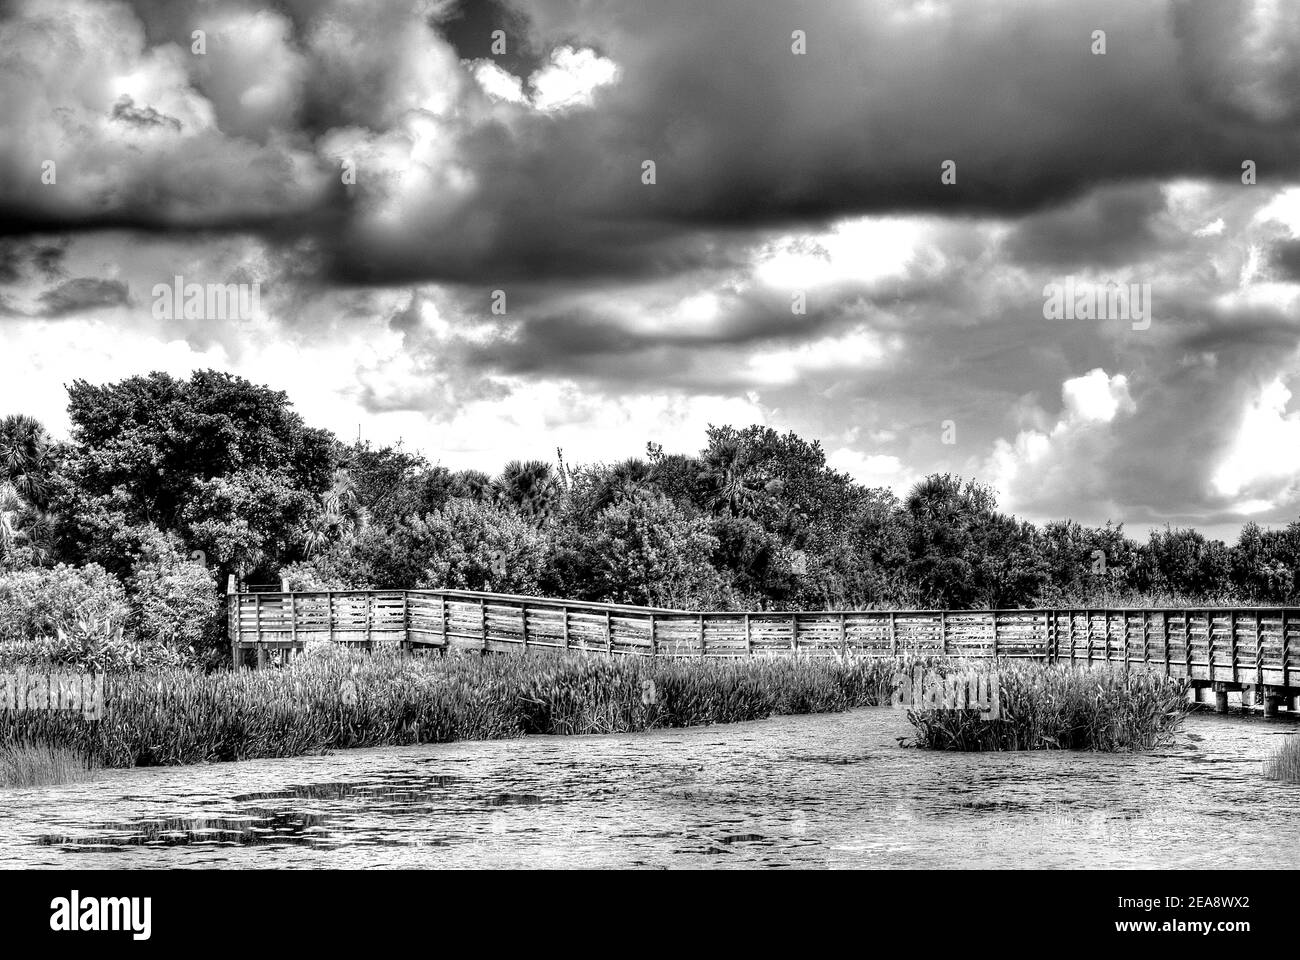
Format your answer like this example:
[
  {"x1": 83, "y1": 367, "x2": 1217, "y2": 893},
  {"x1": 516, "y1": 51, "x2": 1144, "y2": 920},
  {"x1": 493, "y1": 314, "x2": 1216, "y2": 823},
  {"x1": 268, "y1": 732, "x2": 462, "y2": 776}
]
[
  {"x1": 1263, "y1": 735, "x2": 1300, "y2": 782},
  {"x1": 0, "y1": 651, "x2": 909, "y2": 769},
  {"x1": 0, "y1": 740, "x2": 97, "y2": 788},
  {"x1": 904, "y1": 661, "x2": 1190, "y2": 751}
]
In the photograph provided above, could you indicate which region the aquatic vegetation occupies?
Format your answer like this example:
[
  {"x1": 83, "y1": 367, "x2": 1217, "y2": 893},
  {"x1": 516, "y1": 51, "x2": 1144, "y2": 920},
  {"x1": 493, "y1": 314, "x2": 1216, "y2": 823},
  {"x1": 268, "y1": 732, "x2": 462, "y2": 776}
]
[
  {"x1": 0, "y1": 651, "x2": 909, "y2": 769},
  {"x1": 904, "y1": 661, "x2": 1190, "y2": 751},
  {"x1": 1264, "y1": 735, "x2": 1300, "y2": 782},
  {"x1": 0, "y1": 739, "x2": 97, "y2": 788}
]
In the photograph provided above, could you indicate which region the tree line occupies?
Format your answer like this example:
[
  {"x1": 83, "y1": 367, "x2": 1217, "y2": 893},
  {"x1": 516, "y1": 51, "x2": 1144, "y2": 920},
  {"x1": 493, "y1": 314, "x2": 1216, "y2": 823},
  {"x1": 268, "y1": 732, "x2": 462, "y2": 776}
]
[{"x1": 2, "y1": 371, "x2": 1298, "y2": 666}]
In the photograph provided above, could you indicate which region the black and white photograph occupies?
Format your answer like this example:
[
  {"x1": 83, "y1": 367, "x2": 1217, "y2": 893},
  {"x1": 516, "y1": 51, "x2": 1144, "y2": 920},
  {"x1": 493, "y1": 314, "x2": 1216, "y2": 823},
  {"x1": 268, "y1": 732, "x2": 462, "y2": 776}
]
[{"x1": 0, "y1": 0, "x2": 1294, "y2": 943}]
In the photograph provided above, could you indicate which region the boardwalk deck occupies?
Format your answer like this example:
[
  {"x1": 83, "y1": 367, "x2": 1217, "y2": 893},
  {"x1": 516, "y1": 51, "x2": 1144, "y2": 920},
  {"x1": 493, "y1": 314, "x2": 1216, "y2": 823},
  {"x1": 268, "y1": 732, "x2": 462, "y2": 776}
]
[{"x1": 227, "y1": 586, "x2": 1300, "y2": 712}]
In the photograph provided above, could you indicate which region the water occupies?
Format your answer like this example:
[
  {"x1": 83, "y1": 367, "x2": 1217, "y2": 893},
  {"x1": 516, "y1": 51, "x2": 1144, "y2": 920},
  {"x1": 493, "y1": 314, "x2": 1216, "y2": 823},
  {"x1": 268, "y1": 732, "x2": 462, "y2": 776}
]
[{"x1": 1, "y1": 708, "x2": 1297, "y2": 869}]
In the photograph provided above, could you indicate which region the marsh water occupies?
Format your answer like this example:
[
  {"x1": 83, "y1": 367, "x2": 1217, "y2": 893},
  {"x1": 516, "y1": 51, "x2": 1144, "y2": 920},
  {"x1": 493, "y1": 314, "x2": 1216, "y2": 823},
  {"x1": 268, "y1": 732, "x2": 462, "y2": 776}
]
[{"x1": 1, "y1": 706, "x2": 1297, "y2": 869}]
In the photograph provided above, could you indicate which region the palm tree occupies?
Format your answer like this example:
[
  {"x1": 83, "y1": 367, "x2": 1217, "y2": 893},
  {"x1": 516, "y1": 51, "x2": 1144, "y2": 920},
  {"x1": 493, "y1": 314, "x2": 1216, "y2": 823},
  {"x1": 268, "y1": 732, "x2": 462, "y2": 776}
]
[
  {"x1": 699, "y1": 439, "x2": 766, "y2": 517},
  {"x1": 0, "y1": 414, "x2": 55, "y2": 509},
  {"x1": 495, "y1": 459, "x2": 559, "y2": 521},
  {"x1": 451, "y1": 469, "x2": 495, "y2": 503},
  {"x1": 591, "y1": 457, "x2": 652, "y2": 513}
]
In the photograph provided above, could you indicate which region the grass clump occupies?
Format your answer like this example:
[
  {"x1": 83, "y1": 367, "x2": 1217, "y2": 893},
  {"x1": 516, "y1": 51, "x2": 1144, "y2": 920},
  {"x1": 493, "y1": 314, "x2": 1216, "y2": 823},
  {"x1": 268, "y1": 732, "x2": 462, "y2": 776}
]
[
  {"x1": 905, "y1": 661, "x2": 1190, "y2": 751},
  {"x1": 0, "y1": 740, "x2": 97, "y2": 788},
  {"x1": 1264, "y1": 735, "x2": 1300, "y2": 782},
  {"x1": 0, "y1": 651, "x2": 909, "y2": 770}
]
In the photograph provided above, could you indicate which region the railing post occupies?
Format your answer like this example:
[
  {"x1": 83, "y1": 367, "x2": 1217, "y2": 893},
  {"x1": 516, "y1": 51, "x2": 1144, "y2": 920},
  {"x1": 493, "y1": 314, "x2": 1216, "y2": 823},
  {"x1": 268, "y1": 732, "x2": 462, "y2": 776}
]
[
  {"x1": 1283, "y1": 609, "x2": 1291, "y2": 690},
  {"x1": 648, "y1": 613, "x2": 656, "y2": 657},
  {"x1": 744, "y1": 612, "x2": 752, "y2": 657},
  {"x1": 1206, "y1": 610, "x2": 1215, "y2": 683},
  {"x1": 1160, "y1": 610, "x2": 1169, "y2": 676},
  {"x1": 890, "y1": 611, "x2": 897, "y2": 657},
  {"x1": 1256, "y1": 610, "x2": 1264, "y2": 692},
  {"x1": 991, "y1": 611, "x2": 998, "y2": 659},
  {"x1": 521, "y1": 602, "x2": 529, "y2": 652},
  {"x1": 939, "y1": 610, "x2": 947, "y2": 656},
  {"x1": 327, "y1": 591, "x2": 334, "y2": 645},
  {"x1": 1229, "y1": 609, "x2": 1238, "y2": 685},
  {"x1": 840, "y1": 612, "x2": 847, "y2": 659},
  {"x1": 227, "y1": 575, "x2": 240, "y2": 670},
  {"x1": 561, "y1": 605, "x2": 570, "y2": 651},
  {"x1": 699, "y1": 613, "x2": 706, "y2": 658},
  {"x1": 606, "y1": 609, "x2": 613, "y2": 655},
  {"x1": 791, "y1": 612, "x2": 798, "y2": 657},
  {"x1": 440, "y1": 592, "x2": 448, "y2": 646},
  {"x1": 480, "y1": 596, "x2": 488, "y2": 651},
  {"x1": 1085, "y1": 609, "x2": 1092, "y2": 665}
]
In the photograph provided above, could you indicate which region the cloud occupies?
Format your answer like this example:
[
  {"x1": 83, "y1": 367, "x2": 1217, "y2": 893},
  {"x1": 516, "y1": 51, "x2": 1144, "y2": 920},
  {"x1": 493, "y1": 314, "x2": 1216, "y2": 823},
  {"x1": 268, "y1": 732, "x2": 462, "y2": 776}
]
[{"x1": 34, "y1": 278, "x2": 131, "y2": 318}]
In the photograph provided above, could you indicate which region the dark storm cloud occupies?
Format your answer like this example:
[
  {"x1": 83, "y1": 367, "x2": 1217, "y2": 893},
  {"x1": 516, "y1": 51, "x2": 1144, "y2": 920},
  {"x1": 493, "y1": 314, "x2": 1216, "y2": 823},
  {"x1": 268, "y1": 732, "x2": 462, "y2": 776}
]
[
  {"x1": 1272, "y1": 240, "x2": 1300, "y2": 281},
  {"x1": 33, "y1": 277, "x2": 131, "y2": 318},
  {"x1": 3, "y1": 0, "x2": 1299, "y2": 286},
  {"x1": 1002, "y1": 183, "x2": 1174, "y2": 267}
]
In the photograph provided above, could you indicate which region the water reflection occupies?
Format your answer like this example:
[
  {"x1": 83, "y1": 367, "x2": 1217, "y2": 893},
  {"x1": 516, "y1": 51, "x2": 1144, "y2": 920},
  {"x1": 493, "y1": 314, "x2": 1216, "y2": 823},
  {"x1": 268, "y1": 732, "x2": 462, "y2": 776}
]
[{"x1": 1, "y1": 708, "x2": 1297, "y2": 868}]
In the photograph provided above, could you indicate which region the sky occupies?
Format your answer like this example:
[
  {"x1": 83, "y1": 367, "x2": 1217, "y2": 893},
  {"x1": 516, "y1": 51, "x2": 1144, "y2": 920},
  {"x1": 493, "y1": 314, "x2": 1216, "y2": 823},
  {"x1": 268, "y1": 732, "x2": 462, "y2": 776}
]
[{"x1": 2, "y1": 0, "x2": 1300, "y2": 541}]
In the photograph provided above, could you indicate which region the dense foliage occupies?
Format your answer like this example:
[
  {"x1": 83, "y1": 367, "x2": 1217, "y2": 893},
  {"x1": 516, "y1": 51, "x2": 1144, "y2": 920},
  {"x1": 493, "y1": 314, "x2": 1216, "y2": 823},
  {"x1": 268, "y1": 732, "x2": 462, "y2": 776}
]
[{"x1": 3, "y1": 370, "x2": 1300, "y2": 668}]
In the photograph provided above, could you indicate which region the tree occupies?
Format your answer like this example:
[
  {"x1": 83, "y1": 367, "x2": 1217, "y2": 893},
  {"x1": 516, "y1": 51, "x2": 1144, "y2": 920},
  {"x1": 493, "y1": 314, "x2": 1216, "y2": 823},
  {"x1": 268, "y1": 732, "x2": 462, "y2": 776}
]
[
  {"x1": 55, "y1": 371, "x2": 335, "y2": 582},
  {"x1": 902, "y1": 474, "x2": 1045, "y2": 608},
  {"x1": 586, "y1": 493, "x2": 728, "y2": 608},
  {"x1": 494, "y1": 459, "x2": 560, "y2": 522}
]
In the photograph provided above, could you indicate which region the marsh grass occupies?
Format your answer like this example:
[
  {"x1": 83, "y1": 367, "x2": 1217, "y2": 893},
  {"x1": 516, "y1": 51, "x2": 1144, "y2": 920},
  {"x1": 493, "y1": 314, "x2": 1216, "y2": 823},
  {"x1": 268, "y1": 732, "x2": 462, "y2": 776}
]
[
  {"x1": 0, "y1": 740, "x2": 97, "y2": 788},
  {"x1": 0, "y1": 651, "x2": 916, "y2": 769},
  {"x1": 904, "y1": 661, "x2": 1190, "y2": 751},
  {"x1": 1264, "y1": 735, "x2": 1300, "y2": 782}
]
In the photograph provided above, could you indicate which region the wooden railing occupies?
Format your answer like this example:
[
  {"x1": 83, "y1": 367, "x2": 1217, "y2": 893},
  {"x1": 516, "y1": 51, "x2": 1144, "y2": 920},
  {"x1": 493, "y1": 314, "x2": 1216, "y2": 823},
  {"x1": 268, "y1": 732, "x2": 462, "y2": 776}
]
[{"x1": 227, "y1": 589, "x2": 1300, "y2": 690}]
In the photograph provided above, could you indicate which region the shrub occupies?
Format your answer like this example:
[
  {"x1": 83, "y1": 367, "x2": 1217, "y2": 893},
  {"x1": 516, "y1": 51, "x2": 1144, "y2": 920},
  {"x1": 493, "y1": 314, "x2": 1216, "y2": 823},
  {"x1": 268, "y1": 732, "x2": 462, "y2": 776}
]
[
  {"x1": 128, "y1": 538, "x2": 222, "y2": 665},
  {"x1": 0, "y1": 564, "x2": 128, "y2": 646}
]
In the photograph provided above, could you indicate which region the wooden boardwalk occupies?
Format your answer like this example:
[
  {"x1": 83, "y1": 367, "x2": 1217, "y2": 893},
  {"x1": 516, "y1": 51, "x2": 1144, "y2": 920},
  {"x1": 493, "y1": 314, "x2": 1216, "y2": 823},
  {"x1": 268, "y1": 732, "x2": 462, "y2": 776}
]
[{"x1": 227, "y1": 583, "x2": 1300, "y2": 714}]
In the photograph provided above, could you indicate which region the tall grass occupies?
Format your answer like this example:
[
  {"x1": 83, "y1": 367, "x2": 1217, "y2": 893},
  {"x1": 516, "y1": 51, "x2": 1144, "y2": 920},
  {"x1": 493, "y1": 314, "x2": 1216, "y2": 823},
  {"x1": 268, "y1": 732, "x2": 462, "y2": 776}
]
[
  {"x1": 0, "y1": 740, "x2": 97, "y2": 788},
  {"x1": 0, "y1": 651, "x2": 909, "y2": 769},
  {"x1": 904, "y1": 662, "x2": 1190, "y2": 751},
  {"x1": 1264, "y1": 735, "x2": 1300, "y2": 782}
]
